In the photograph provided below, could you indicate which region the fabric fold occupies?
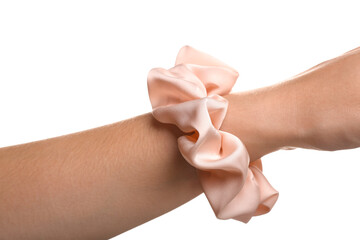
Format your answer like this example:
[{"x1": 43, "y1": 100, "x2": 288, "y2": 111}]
[{"x1": 147, "y1": 45, "x2": 278, "y2": 223}]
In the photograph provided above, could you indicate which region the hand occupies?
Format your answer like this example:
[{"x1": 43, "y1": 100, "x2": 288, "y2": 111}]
[
  {"x1": 286, "y1": 46, "x2": 360, "y2": 151},
  {"x1": 221, "y1": 46, "x2": 360, "y2": 161}
]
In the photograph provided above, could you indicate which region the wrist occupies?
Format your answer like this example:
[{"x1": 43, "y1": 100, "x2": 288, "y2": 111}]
[{"x1": 221, "y1": 86, "x2": 303, "y2": 161}]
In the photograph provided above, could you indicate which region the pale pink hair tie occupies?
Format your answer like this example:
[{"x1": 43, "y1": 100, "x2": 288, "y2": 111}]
[{"x1": 147, "y1": 46, "x2": 279, "y2": 223}]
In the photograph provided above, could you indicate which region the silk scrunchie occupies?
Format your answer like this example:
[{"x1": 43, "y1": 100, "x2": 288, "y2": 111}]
[{"x1": 147, "y1": 46, "x2": 279, "y2": 223}]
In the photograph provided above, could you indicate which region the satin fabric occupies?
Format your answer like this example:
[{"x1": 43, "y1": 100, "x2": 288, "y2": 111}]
[{"x1": 147, "y1": 46, "x2": 278, "y2": 223}]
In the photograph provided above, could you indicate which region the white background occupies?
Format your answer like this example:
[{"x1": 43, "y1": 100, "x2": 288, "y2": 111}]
[{"x1": 1, "y1": 1, "x2": 360, "y2": 239}]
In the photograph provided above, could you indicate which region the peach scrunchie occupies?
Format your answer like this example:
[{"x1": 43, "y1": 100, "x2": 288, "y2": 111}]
[{"x1": 147, "y1": 46, "x2": 278, "y2": 223}]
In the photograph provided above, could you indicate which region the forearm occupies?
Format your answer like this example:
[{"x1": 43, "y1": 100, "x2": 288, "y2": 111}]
[
  {"x1": 0, "y1": 114, "x2": 202, "y2": 239},
  {"x1": 0, "y1": 86, "x2": 301, "y2": 239},
  {"x1": 1, "y1": 87, "x2": 295, "y2": 239}
]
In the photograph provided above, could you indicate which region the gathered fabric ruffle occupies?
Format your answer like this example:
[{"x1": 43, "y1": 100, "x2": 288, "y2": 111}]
[{"x1": 147, "y1": 46, "x2": 278, "y2": 223}]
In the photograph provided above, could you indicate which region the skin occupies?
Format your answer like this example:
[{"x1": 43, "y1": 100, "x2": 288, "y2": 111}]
[{"x1": 1, "y1": 46, "x2": 360, "y2": 239}]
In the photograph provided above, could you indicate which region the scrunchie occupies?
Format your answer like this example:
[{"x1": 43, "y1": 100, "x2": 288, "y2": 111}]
[{"x1": 147, "y1": 46, "x2": 278, "y2": 223}]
